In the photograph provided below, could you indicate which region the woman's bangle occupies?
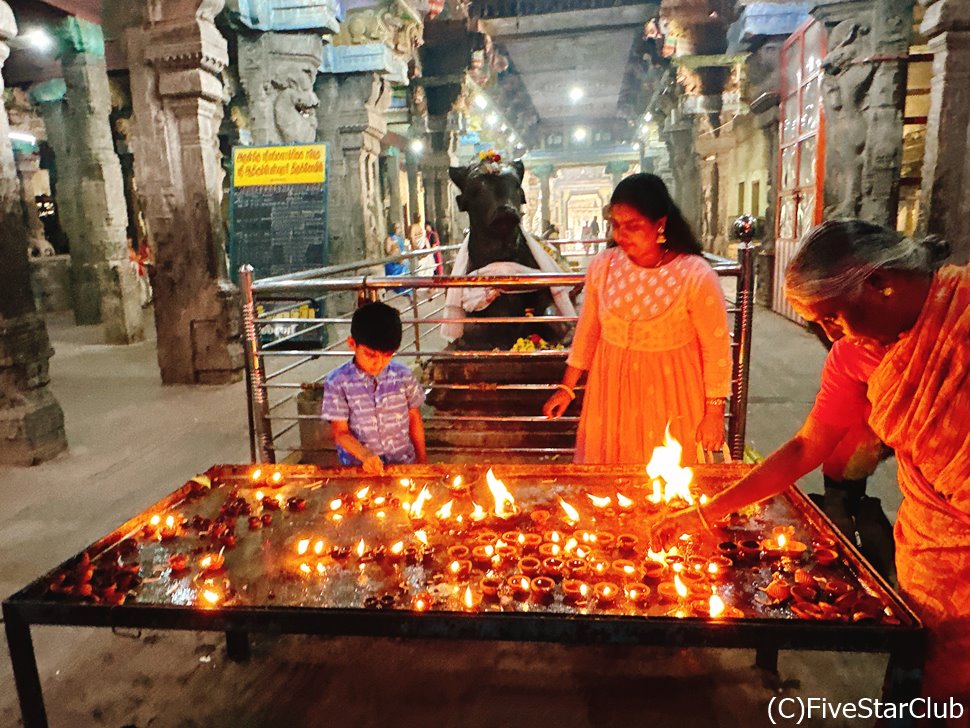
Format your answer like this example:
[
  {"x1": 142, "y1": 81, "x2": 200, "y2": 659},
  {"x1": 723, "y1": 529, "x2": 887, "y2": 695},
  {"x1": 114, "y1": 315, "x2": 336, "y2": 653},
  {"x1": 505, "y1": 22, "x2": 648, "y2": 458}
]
[
  {"x1": 705, "y1": 397, "x2": 726, "y2": 407},
  {"x1": 555, "y1": 383, "x2": 576, "y2": 401},
  {"x1": 694, "y1": 504, "x2": 713, "y2": 533}
]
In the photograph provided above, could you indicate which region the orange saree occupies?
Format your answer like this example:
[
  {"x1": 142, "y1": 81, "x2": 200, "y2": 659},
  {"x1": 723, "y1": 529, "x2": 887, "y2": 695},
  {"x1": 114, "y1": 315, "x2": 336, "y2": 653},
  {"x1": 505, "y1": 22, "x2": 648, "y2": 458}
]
[{"x1": 868, "y1": 265, "x2": 970, "y2": 699}]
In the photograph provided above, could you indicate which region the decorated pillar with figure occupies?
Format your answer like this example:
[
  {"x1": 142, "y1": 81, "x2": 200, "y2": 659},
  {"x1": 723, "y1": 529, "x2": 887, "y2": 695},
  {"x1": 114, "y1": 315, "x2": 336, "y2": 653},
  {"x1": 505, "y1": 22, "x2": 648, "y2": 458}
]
[
  {"x1": 122, "y1": 0, "x2": 244, "y2": 384},
  {"x1": 0, "y1": 1, "x2": 67, "y2": 464},
  {"x1": 31, "y1": 18, "x2": 144, "y2": 344}
]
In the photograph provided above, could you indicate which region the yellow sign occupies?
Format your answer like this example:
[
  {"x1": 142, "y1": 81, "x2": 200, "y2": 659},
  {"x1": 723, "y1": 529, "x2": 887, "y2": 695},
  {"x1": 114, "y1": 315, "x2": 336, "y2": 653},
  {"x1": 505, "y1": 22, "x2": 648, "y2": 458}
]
[{"x1": 232, "y1": 145, "x2": 327, "y2": 187}]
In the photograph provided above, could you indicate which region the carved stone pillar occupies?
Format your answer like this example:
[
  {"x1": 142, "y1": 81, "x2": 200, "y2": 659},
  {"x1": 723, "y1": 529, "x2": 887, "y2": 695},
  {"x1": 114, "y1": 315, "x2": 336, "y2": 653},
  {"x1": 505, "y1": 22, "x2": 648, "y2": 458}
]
[
  {"x1": 812, "y1": 0, "x2": 915, "y2": 227},
  {"x1": 663, "y1": 119, "x2": 702, "y2": 235},
  {"x1": 12, "y1": 149, "x2": 50, "y2": 256},
  {"x1": 34, "y1": 19, "x2": 144, "y2": 344},
  {"x1": 316, "y1": 69, "x2": 391, "y2": 263},
  {"x1": 405, "y1": 152, "x2": 423, "y2": 225},
  {"x1": 421, "y1": 111, "x2": 462, "y2": 243},
  {"x1": 532, "y1": 163, "x2": 554, "y2": 227},
  {"x1": 124, "y1": 0, "x2": 243, "y2": 384},
  {"x1": 604, "y1": 160, "x2": 631, "y2": 189},
  {"x1": 0, "y1": 3, "x2": 67, "y2": 465},
  {"x1": 384, "y1": 147, "x2": 406, "y2": 233},
  {"x1": 917, "y1": 0, "x2": 970, "y2": 262}
]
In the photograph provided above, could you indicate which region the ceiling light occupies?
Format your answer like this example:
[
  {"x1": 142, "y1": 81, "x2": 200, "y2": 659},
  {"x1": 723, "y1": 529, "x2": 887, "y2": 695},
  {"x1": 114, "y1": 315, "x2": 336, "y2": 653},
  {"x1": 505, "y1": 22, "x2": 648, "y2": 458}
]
[
  {"x1": 508, "y1": 133, "x2": 517, "y2": 143},
  {"x1": 633, "y1": 142, "x2": 642, "y2": 152},
  {"x1": 23, "y1": 28, "x2": 54, "y2": 52},
  {"x1": 485, "y1": 112, "x2": 498, "y2": 127},
  {"x1": 9, "y1": 131, "x2": 38, "y2": 144},
  {"x1": 569, "y1": 87, "x2": 584, "y2": 103},
  {"x1": 474, "y1": 95, "x2": 488, "y2": 110},
  {"x1": 409, "y1": 139, "x2": 425, "y2": 154},
  {"x1": 644, "y1": 112, "x2": 652, "y2": 122},
  {"x1": 500, "y1": 124, "x2": 508, "y2": 132},
  {"x1": 572, "y1": 127, "x2": 588, "y2": 142}
]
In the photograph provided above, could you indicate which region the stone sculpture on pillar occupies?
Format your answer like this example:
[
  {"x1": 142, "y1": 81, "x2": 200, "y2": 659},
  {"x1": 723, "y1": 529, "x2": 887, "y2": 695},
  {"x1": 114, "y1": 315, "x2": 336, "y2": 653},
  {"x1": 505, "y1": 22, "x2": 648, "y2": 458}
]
[
  {"x1": 0, "y1": 2, "x2": 68, "y2": 465},
  {"x1": 123, "y1": 0, "x2": 243, "y2": 384}
]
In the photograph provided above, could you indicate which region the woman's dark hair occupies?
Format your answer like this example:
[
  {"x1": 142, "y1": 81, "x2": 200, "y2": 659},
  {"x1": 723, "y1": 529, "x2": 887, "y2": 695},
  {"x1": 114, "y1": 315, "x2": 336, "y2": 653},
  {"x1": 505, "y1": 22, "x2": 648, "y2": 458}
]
[
  {"x1": 351, "y1": 301, "x2": 402, "y2": 353},
  {"x1": 610, "y1": 173, "x2": 703, "y2": 255}
]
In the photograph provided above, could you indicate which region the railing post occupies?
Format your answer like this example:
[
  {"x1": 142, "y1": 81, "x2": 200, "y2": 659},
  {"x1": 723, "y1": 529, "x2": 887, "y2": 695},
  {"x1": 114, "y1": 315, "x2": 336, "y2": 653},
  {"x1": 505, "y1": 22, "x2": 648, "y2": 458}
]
[
  {"x1": 730, "y1": 216, "x2": 757, "y2": 461},
  {"x1": 240, "y1": 264, "x2": 276, "y2": 463}
]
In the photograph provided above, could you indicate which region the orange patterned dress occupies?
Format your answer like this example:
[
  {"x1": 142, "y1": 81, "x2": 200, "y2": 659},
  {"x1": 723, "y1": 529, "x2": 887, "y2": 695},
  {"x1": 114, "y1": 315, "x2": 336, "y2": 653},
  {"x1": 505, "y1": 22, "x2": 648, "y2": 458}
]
[
  {"x1": 567, "y1": 248, "x2": 732, "y2": 464},
  {"x1": 867, "y1": 265, "x2": 970, "y2": 699}
]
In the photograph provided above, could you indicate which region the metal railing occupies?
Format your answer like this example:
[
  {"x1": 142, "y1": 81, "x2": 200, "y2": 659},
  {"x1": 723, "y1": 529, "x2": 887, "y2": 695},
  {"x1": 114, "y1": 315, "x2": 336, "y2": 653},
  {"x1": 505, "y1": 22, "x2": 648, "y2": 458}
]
[{"x1": 241, "y1": 236, "x2": 756, "y2": 464}]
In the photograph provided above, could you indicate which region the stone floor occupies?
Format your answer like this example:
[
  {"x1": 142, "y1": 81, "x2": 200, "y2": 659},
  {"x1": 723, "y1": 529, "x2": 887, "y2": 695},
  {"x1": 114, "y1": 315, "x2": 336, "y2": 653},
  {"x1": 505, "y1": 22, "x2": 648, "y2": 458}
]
[{"x1": 0, "y1": 306, "x2": 902, "y2": 728}]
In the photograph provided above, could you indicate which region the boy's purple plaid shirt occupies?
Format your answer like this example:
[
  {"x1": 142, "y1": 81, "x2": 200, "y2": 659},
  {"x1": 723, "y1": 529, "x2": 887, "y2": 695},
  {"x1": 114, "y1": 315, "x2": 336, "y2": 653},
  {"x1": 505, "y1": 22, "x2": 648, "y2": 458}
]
[{"x1": 321, "y1": 360, "x2": 425, "y2": 466}]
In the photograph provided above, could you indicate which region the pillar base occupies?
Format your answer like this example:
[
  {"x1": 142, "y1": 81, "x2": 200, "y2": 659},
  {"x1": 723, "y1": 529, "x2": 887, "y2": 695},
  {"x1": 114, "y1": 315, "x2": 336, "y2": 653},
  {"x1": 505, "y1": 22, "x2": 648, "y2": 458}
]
[{"x1": 71, "y1": 260, "x2": 145, "y2": 344}]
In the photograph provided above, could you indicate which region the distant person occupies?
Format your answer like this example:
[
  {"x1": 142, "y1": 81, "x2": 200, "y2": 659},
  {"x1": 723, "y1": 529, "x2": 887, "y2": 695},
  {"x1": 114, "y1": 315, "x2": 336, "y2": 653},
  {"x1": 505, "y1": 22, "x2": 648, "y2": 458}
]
[
  {"x1": 322, "y1": 302, "x2": 427, "y2": 474},
  {"x1": 383, "y1": 223, "x2": 410, "y2": 295},
  {"x1": 426, "y1": 223, "x2": 444, "y2": 276},
  {"x1": 589, "y1": 216, "x2": 600, "y2": 238}
]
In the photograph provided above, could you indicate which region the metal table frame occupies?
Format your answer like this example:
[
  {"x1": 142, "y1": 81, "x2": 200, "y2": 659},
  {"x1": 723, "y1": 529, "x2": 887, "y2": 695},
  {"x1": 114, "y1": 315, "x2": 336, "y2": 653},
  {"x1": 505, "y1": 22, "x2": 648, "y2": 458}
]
[{"x1": 4, "y1": 465, "x2": 926, "y2": 727}]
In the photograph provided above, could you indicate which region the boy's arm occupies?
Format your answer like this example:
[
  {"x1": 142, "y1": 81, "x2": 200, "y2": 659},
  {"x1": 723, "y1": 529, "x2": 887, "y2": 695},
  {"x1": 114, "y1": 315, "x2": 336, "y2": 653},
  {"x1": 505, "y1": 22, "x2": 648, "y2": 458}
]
[
  {"x1": 329, "y1": 420, "x2": 384, "y2": 474},
  {"x1": 408, "y1": 407, "x2": 427, "y2": 463}
]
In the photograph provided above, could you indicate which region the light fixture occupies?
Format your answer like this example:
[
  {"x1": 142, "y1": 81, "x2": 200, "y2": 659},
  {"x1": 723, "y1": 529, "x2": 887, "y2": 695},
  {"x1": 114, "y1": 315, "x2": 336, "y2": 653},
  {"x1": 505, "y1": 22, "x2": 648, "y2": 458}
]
[
  {"x1": 9, "y1": 131, "x2": 38, "y2": 144},
  {"x1": 515, "y1": 142, "x2": 525, "y2": 149},
  {"x1": 644, "y1": 112, "x2": 653, "y2": 122},
  {"x1": 499, "y1": 123, "x2": 508, "y2": 132},
  {"x1": 633, "y1": 142, "x2": 642, "y2": 152},
  {"x1": 508, "y1": 133, "x2": 517, "y2": 143},
  {"x1": 485, "y1": 112, "x2": 498, "y2": 127},
  {"x1": 474, "y1": 95, "x2": 488, "y2": 110},
  {"x1": 569, "y1": 86, "x2": 584, "y2": 103},
  {"x1": 572, "y1": 127, "x2": 588, "y2": 142},
  {"x1": 640, "y1": 125, "x2": 649, "y2": 136},
  {"x1": 409, "y1": 138, "x2": 425, "y2": 154},
  {"x1": 22, "y1": 28, "x2": 54, "y2": 52}
]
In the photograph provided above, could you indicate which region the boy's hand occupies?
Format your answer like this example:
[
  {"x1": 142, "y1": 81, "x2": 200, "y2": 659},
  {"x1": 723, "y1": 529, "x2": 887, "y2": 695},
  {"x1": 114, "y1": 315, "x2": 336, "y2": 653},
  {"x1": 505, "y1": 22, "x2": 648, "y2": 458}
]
[{"x1": 361, "y1": 453, "x2": 385, "y2": 475}]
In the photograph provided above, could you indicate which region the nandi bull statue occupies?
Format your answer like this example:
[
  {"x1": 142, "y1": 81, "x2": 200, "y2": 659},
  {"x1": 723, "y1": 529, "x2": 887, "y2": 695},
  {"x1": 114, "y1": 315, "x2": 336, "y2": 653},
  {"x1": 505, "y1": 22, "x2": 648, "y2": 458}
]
[{"x1": 442, "y1": 151, "x2": 575, "y2": 350}]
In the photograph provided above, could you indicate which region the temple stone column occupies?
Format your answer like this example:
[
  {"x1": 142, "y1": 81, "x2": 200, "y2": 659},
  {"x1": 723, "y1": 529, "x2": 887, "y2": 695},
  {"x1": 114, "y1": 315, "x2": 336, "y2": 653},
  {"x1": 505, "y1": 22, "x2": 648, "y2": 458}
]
[
  {"x1": 384, "y1": 147, "x2": 406, "y2": 233},
  {"x1": 0, "y1": 3, "x2": 67, "y2": 465},
  {"x1": 917, "y1": 0, "x2": 970, "y2": 262},
  {"x1": 421, "y1": 107, "x2": 463, "y2": 243},
  {"x1": 533, "y1": 163, "x2": 554, "y2": 227},
  {"x1": 33, "y1": 19, "x2": 144, "y2": 344},
  {"x1": 12, "y1": 149, "x2": 51, "y2": 256},
  {"x1": 663, "y1": 118, "x2": 703, "y2": 235},
  {"x1": 124, "y1": 0, "x2": 243, "y2": 384},
  {"x1": 605, "y1": 160, "x2": 631, "y2": 189},
  {"x1": 405, "y1": 152, "x2": 423, "y2": 226},
  {"x1": 316, "y1": 68, "x2": 393, "y2": 263},
  {"x1": 812, "y1": 0, "x2": 915, "y2": 227}
]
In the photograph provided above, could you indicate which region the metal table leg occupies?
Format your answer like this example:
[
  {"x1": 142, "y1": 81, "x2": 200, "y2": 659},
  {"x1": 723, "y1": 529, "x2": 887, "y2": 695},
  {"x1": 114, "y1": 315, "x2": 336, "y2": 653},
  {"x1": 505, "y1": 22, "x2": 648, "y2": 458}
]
[
  {"x1": 755, "y1": 645, "x2": 779, "y2": 675},
  {"x1": 226, "y1": 630, "x2": 251, "y2": 662},
  {"x1": 880, "y1": 643, "x2": 925, "y2": 728},
  {"x1": 3, "y1": 604, "x2": 48, "y2": 728}
]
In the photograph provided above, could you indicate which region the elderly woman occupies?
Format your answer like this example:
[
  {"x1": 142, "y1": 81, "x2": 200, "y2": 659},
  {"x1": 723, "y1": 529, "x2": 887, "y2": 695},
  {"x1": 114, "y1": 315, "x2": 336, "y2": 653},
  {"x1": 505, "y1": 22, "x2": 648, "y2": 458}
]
[{"x1": 652, "y1": 219, "x2": 969, "y2": 699}]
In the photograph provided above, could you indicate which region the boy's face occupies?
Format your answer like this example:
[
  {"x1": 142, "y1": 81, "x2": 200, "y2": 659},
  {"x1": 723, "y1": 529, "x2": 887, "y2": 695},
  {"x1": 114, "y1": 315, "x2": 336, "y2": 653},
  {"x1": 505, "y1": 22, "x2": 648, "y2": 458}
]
[{"x1": 348, "y1": 337, "x2": 395, "y2": 377}]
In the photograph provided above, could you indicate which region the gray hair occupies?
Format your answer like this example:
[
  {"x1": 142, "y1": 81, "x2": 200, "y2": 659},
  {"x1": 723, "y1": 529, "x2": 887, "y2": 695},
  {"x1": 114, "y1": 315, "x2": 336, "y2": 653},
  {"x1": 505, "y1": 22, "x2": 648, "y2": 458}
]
[{"x1": 784, "y1": 219, "x2": 951, "y2": 306}]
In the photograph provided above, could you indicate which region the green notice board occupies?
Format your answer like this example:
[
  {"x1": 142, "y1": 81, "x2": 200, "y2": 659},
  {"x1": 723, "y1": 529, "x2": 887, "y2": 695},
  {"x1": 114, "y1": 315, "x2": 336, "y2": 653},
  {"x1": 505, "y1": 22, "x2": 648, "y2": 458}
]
[{"x1": 229, "y1": 144, "x2": 329, "y2": 281}]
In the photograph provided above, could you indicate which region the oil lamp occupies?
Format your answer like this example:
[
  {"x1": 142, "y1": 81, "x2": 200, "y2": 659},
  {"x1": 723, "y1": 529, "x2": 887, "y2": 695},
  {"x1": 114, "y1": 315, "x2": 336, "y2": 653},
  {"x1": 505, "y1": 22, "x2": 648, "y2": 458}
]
[{"x1": 594, "y1": 581, "x2": 620, "y2": 606}]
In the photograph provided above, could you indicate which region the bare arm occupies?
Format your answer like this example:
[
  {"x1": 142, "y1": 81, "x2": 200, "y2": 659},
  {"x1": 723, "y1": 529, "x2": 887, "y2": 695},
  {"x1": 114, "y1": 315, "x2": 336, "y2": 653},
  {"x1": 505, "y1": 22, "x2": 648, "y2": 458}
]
[
  {"x1": 408, "y1": 407, "x2": 427, "y2": 463},
  {"x1": 330, "y1": 420, "x2": 384, "y2": 474}
]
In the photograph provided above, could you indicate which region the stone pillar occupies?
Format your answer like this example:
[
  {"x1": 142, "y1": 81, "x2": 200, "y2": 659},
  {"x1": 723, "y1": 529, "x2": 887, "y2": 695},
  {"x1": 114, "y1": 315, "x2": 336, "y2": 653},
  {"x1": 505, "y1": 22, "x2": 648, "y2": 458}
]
[
  {"x1": 532, "y1": 163, "x2": 554, "y2": 227},
  {"x1": 124, "y1": 0, "x2": 243, "y2": 384},
  {"x1": 12, "y1": 149, "x2": 52, "y2": 256},
  {"x1": 663, "y1": 119, "x2": 703, "y2": 234},
  {"x1": 384, "y1": 147, "x2": 406, "y2": 232},
  {"x1": 812, "y1": 0, "x2": 915, "y2": 227},
  {"x1": 916, "y1": 0, "x2": 970, "y2": 262},
  {"x1": 33, "y1": 19, "x2": 144, "y2": 344},
  {"x1": 405, "y1": 152, "x2": 423, "y2": 225},
  {"x1": 316, "y1": 70, "x2": 391, "y2": 263},
  {"x1": 605, "y1": 160, "x2": 631, "y2": 189},
  {"x1": 421, "y1": 82, "x2": 467, "y2": 243},
  {"x1": 0, "y1": 3, "x2": 68, "y2": 465}
]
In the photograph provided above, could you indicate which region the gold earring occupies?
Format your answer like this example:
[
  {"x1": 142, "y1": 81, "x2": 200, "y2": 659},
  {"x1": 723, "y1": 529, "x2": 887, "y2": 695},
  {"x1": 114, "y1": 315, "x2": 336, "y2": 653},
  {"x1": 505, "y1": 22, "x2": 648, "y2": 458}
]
[
  {"x1": 882, "y1": 287, "x2": 894, "y2": 297},
  {"x1": 657, "y1": 227, "x2": 666, "y2": 246}
]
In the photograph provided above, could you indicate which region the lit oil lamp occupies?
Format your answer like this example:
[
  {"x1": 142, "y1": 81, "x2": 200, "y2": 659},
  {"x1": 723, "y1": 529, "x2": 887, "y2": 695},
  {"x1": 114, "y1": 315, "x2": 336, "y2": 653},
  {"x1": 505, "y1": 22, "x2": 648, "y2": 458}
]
[
  {"x1": 590, "y1": 559, "x2": 609, "y2": 578},
  {"x1": 541, "y1": 557, "x2": 564, "y2": 579},
  {"x1": 461, "y1": 585, "x2": 483, "y2": 612},
  {"x1": 449, "y1": 560, "x2": 472, "y2": 579},
  {"x1": 296, "y1": 538, "x2": 311, "y2": 556},
  {"x1": 485, "y1": 468, "x2": 517, "y2": 518},
  {"x1": 594, "y1": 532, "x2": 615, "y2": 550},
  {"x1": 507, "y1": 574, "x2": 531, "y2": 600},
  {"x1": 658, "y1": 574, "x2": 690, "y2": 603},
  {"x1": 447, "y1": 544, "x2": 470, "y2": 560},
  {"x1": 587, "y1": 494, "x2": 611, "y2": 509},
  {"x1": 615, "y1": 493, "x2": 634, "y2": 510},
  {"x1": 611, "y1": 559, "x2": 639, "y2": 582},
  {"x1": 563, "y1": 579, "x2": 590, "y2": 605},
  {"x1": 538, "y1": 542, "x2": 562, "y2": 558},
  {"x1": 530, "y1": 576, "x2": 555, "y2": 605},
  {"x1": 559, "y1": 498, "x2": 580, "y2": 526},
  {"x1": 269, "y1": 471, "x2": 283, "y2": 486},
  {"x1": 517, "y1": 556, "x2": 541, "y2": 577},
  {"x1": 198, "y1": 552, "x2": 225, "y2": 574},
  {"x1": 200, "y1": 588, "x2": 222, "y2": 607},
  {"x1": 158, "y1": 514, "x2": 180, "y2": 541},
  {"x1": 412, "y1": 592, "x2": 432, "y2": 612},
  {"x1": 388, "y1": 541, "x2": 406, "y2": 561},
  {"x1": 471, "y1": 544, "x2": 495, "y2": 568},
  {"x1": 594, "y1": 581, "x2": 620, "y2": 606},
  {"x1": 436, "y1": 500, "x2": 455, "y2": 520},
  {"x1": 706, "y1": 556, "x2": 733, "y2": 581},
  {"x1": 521, "y1": 533, "x2": 542, "y2": 553}
]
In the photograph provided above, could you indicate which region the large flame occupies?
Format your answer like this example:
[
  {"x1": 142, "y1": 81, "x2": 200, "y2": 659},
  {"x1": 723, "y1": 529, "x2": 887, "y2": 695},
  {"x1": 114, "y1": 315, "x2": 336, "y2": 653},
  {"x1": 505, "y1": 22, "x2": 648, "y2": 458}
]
[
  {"x1": 414, "y1": 529, "x2": 429, "y2": 545},
  {"x1": 355, "y1": 486, "x2": 370, "y2": 499},
  {"x1": 616, "y1": 493, "x2": 634, "y2": 509},
  {"x1": 674, "y1": 574, "x2": 688, "y2": 599},
  {"x1": 410, "y1": 486, "x2": 432, "y2": 518},
  {"x1": 709, "y1": 594, "x2": 726, "y2": 618},
  {"x1": 646, "y1": 425, "x2": 695, "y2": 505},
  {"x1": 469, "y1": 502, "x2": 486, "y2": 522},
  {"x1": 436, "y1": 500, "x2": 455, "y2": 520},
  {"x1": 296, "y1": 539, "x2": 310, "y2": 555},
  {"x1": 587, "y1": 494, "x2": 611, "y2": 508},
  {"x1": 559, "y1": 498, "x2": 580, "y2": 524},
  {"x1": 486, "y1": 469, "x2": 517, "y2": 518},
  {"x1": 356, "y1": 538, "x2": 366, "y2": 557},
  {"x1": 463, "y1": 586, "x2": 475, "y2": 609}
]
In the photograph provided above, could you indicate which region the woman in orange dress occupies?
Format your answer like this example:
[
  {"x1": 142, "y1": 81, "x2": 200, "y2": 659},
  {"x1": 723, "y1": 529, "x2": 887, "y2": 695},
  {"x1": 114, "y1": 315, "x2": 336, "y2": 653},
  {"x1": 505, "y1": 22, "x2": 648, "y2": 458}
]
[
  {"x1": 653, "y1": 220, "x2": 969, "y2": 703},
  {"x1": 543, "y1": 173, "x2": 732, "y2": 464}
]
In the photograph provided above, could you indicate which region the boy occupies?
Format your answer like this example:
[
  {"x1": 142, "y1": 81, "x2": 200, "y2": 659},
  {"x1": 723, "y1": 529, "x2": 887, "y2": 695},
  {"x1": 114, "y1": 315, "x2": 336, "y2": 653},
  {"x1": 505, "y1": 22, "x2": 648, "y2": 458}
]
[{"x1": 322, "y1": 302, "x2": 426, "y2": 474}]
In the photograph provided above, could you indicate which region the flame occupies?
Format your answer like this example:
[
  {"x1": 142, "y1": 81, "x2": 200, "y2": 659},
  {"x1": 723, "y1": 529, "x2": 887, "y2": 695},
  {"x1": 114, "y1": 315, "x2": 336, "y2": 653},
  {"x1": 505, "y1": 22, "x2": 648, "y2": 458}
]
[
  {"x1": 648, "y1": 480, "x2": 663, "y2": 504},
  {"x1": 376, "y1": 511, "x2": 386, "y2": 519},
  {"x1": 469, "y1": 502, "x2": 486, "y2": 522},
  {"x1": 202, "y1": 589, "x2": 220, "y2": 605},
  {"x1": 674, "y1": 574, "x2": 688, "y2": 599},
  {"x1": 575, "y1": 546, "x2": 589, "y2": 558},
  {"x1": 700, "y1": 494, "x2": 709, "y2": 505},
  {"x1": 297, "y1": 539, "x2": 310, "y2": 555},
  {"x1": 299, "y1": 563, "x2": 311, "y2": 574},
  {"x1": 587, "y1": 494, "x2": 611, "y2": 508},
  {"x1": 410, "y1": 486, "x2": 432, "y2": 518},
  {"x1": 463, "y1": 586, "x2": 475, "y2": 609},
  {"x1": 331, "y1": 513, "x2": 343, "y2": 523},
  {"x1": 646, "y1": 548, "x2": 666, "y2": 564},
  {"x1": 436, "y1": 500, "x2": 455, "y2": 520},
  {"x1": 709, "y1": 594, "x2": 726, "y2": 618},
  {"x1": 616, "y1": 493, "x2": 634, "y2": 508},
  {"x1": 329, "y1": 498, "x2": 343, "y2": 511},
  {"x1": 517, "y1": 533, "x2": 526, "y2": 545},
  {"x1": 399, "y1": 478, "x2": 412, "y2": 488},
  {"x1": 165, "y1": 515, "x2": 175, "y2": 528},
  {"x1": 355, "y1": 486, "x2": 370, "y2": 499},
  {"x1": 271, "y1": 471, "x2": 283, "y2": 484},
  {"x1": 390, "y1": 541, "x2": 404, "y2": 555},
  {"x1": 275, "y1": 494, "x2": 285, "y2": 507},
  {"x1": 255, "y1": 490, "x2": 264, "y2": 501},
  {"x1": 708, "y1": 562, "x2": 718, "y2": 575},
  {"x1": 549, "y1": 531, "x2": 561, "y2": 543},
  {"x1": 777, "y1": 533, "x2": 788, "y2": 548},
  {"x1": 559, "y1": 498, "x2": 580, "y2": 523},
  {"x1": 486, "y1": 469, "x2": 517, "y2": 518},
  {"x1": 646, "y1": 425, "x2": 695, "y2": 505},
  {"x1": 415, "y1": 596, "x2": 429, "y2": 611},
  {"x1": 602, "y1": 585, "x2": 612, "y2": 597},
  {"x1": 580, "y1": 584, "x2": 589, "y2": 597},
  {"x1": 415, "y1": 530, "x2": 429, "y2": 545},
  {"x1": 450, "y1": 560, "x2": 461, "y2": 574},
  {"x1": 149, "y1": 515, "x2": 161, "y2": 527},
  {"x1": 316, "y1": 562, "x2": 325, "y2": 575},
  {"x1": 484, "y1": 545, "x2": 495, "y2": 556},
  {"x1": 374, "y1": 496, "x2": 386, "y2": 505},
  {"x1": 314, "y1": 540, "x2": 324, "y2": 555},
  {"x1": 564, "y1": 538, "x2": 578, "y2": 553},
  {"x1": 251, "y1": 468, "x2": 262, "y2": 481},
  {"x1": 520, "y1": 577, "x2": 530, "y2": 591},
  {"x1": 356, "y1": 539, "x2": 365, "y2": 557},
  {"x1": 452, "y1": 475, "x2": 462, "y2": 489},
  {"x1": 623, "y1": 564, "x2": 636, "y2": 576},
  {"x1": 672, "y1": 562, "x2": 684, "y2": 573},
  {"x1": 200, "y1": 556, "x2": 212, "y2": 569}
]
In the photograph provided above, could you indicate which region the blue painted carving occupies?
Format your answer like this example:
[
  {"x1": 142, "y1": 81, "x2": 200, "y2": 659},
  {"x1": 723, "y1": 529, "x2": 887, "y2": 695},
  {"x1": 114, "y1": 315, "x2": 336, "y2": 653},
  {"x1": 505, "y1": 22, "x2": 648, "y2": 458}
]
[
  {"x1": 727, "y1": 2, "x2": 812, "y2": 52},
  {"x1": 320, "y1": 43, "x2": 408, "y2": 82},
  {"x1": 227, "y1": 0, "x2": 341, "y2": 32}
]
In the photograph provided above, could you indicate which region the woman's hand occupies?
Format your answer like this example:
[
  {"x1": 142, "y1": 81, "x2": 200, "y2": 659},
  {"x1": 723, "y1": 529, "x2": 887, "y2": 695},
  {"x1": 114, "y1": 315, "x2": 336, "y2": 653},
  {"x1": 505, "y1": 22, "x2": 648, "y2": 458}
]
[
  {"x1": 543, "y1": 389, "x2": 573, "y2": 419},
  {"x1": 361, "y1": 453, "x2": 385, "y2": 475},
  {"x1": 696, "y1": 407, "x2": 725, "y2": 452},
  {"x1": 646, "y1": 506, "x2": 707, "y2": 552}
]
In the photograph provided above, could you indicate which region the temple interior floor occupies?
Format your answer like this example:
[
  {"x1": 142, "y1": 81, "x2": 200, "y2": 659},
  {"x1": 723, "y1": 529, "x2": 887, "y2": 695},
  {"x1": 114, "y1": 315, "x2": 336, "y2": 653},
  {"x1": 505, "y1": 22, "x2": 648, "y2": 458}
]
[{"x1": 0, "y1": 305, "x2": 900, "y2": 727}]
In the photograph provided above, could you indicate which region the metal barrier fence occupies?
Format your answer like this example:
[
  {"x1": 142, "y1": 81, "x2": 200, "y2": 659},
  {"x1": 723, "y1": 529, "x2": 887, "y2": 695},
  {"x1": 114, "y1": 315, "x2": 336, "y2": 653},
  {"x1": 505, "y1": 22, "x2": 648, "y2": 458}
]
[{"x1": 240, "y1": 238, "x2": 755, "y2": 464}]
